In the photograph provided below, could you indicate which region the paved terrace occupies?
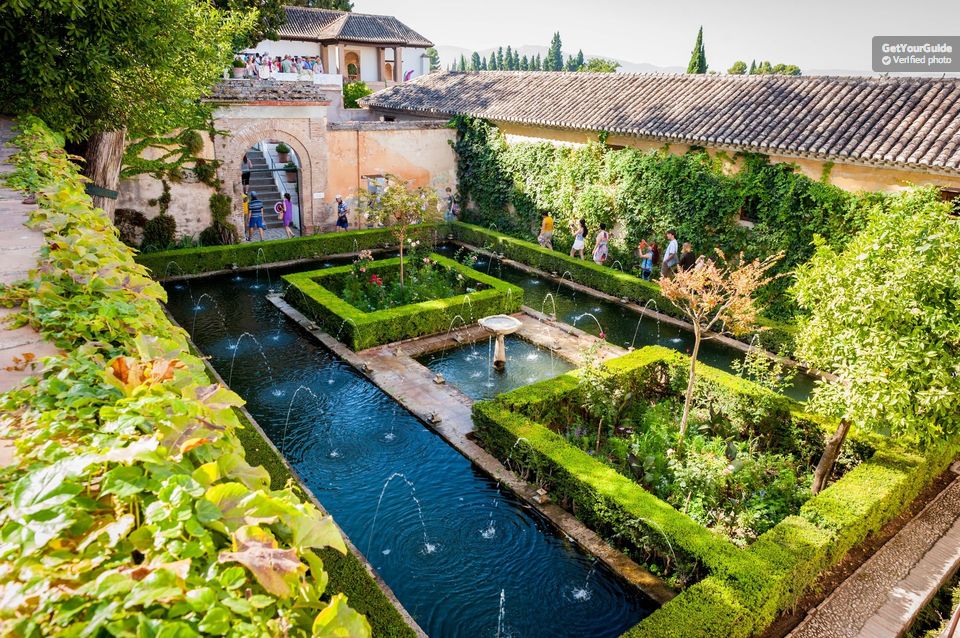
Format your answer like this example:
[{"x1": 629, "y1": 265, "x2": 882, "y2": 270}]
[
  {"x1": 0, "y1": 118, "x2": 60, "y2": 465},
  {"x1": 268, "y1": 295, "x2": 676, "y2": 605}
]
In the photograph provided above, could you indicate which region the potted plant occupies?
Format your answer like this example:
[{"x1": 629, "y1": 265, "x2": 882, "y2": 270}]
[
  {"x1": 231, "y1": 58, "x2": 246, "y2": 78},
  {"x1": 275, "y1": 142, "x2": 290, "y2": 163},
  {"x1": 284, "y1": 162, "x2": 298, "y2": 183}
]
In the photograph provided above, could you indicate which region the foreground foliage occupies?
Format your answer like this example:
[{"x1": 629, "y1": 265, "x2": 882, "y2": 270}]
[{"x1": 0, "y1": 117, "x2": 369, "y2": 636}]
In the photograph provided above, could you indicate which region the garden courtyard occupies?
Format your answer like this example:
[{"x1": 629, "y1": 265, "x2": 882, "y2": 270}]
[{"x1": 1, "y1": 4, "x2": 960, "y2": 635}]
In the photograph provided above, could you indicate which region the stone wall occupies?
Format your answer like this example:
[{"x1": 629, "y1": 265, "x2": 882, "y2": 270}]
[{"x1": 117, "y1": 81, "x2": 458, "y2": 239}]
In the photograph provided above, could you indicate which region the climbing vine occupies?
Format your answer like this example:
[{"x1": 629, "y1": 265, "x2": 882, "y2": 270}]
[{"x1": 451, "y1": 117, "x2": 875, "y2": 319}]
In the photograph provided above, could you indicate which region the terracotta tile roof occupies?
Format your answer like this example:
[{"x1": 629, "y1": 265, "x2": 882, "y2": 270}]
[
  {"x1": 278, "y1": 6, "x2": 432, "y2": 47},
  {"x1": 362, "y1": 71, "x2": 960, "y2": 174}
]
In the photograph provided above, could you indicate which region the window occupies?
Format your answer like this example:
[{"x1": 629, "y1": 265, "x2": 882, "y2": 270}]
[{"x1": 738, "y1": 195, "x2": 759, "y2": 227}]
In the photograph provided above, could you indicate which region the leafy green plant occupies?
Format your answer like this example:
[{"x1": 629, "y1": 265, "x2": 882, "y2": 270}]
[
  {"x1": 114, "y1": 207, "x2": 148, "y2": 247},
  {"x1": 0, "y1": 116, "x2": 370, "y2": 637},
  {"x1": 141, "y1": 212, "x2": 178, "y2": 251},
  {"x1": 275, "y1": 142, "x2": 290, "y2": 154},
  {"x1": 232, "y1": 57, "x2": 246, "y2": 68},
  {"x1": 343, "y1": 82, "x2": 373, "y2": 109},
  {"x1": 199, "y1": 192, "x2": 239, "y2": 246}
]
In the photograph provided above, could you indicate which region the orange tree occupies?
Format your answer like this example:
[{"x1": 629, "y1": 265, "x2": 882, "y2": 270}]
[
  {"x1": 659, "y1": 250, "x2": 782, "y2": 439},
  {"x1": 356, "y1": 175, "x2": 441, "y2": 287}
]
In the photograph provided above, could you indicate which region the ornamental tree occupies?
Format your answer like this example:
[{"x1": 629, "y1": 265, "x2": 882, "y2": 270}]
[
  {"x1": 356, "y1": 175, "x2": 441, "y2": 286},
  {"x1": 794, "y1": 189, "x2": 960, "y2": 494},
  {"x1": 660, "y1": 250, "x2": 782, "y2": 439}
]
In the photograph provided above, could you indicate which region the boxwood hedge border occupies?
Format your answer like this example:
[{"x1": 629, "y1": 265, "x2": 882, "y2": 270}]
[
  {"x1": 283, "y1": 253, "x2": 523, "y2": 350},
  {"x1": 472, "y1": 346, "x2": 959, "y2": 638},
  {"x1": 449, "y1": 222, "x2": 797, "y2": 356}
]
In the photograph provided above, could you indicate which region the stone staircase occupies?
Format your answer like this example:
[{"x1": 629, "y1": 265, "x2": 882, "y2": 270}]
[{"x1": 245, "y1": 148, "x2": 284, "y2": 230}]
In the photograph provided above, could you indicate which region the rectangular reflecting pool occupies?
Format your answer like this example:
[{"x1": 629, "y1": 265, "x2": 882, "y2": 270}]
[{"x1": 164, "y1": 264, "x2": 656, "y2": 638}]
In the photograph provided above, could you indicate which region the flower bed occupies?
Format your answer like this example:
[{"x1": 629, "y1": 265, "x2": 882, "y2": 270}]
[
  {"x1": 283, "y1": 252, "x2": 523, "y2": 350},
  {"x1": 472, "y1": 346, "x2": 958, "y2": 637},
  {"x1": 0, "y1": 117, "x2": 419, "y2": 637},
  {"x1": 450, "y1": 222, "x2": 797, "y2": 356}
]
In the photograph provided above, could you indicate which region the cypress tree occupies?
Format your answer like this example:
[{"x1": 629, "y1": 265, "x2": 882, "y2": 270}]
[
  {"x1": 505, "y1": 45, "x2": 514, "y2": 70},
  {"x1": 480, "y1": 57, "x2": 488, "y2": 71},
  {"x1": 686, "y1": 26, "x2": 707, "y2": 73},
  {"x1": 488, "y1": 52, "x2": 497, "y2": 71},
  {"x1": 575, "y1": 49, "x2": 584, "y2": 70},
  {"x1": 497, "y1": 46, "x2": 504, "y2": 70},
  {"x1": 546, "y1": 32, "x2": 563, "y2": 71},
  {"x1": 749, "y1": 59, "x2": 757, "y2": 74},
  {"x1": 458, "y1": 54, "x2": 467, "y2": 72},
  {"x1": 535, "y1": 53, "x2": 542, "y2": 71},
  {"x1": 471, "y1": 51, "x2": 482, "y2": 71},
  {"x1": 520, "y1": 54, "x2": 529, "y2": 71}
]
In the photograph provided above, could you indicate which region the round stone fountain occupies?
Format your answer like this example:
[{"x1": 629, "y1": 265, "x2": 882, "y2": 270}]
[{"x1": 478, "y1": 314, "x2": 522, "y2": 373}]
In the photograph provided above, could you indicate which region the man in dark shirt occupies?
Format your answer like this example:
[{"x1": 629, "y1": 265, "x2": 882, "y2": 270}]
[{"x1": 247, "y1": 191, "x2": 265, "y2": 241}]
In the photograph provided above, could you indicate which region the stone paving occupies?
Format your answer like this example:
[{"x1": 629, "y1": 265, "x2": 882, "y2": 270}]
[
  {"x1": 268, "y1": 294, "x2": 676, "y2": 605},
  {"x1": 0, "y1": 118, "x2": 60, "y2": 466},
  {"x1": 789, "y1": 470, "x2": 960, "y2": 638}
]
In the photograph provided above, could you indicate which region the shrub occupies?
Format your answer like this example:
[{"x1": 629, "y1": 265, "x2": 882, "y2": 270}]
[
  {"x1": 275, "y1": 142, "x2": 290, "y2": 154},
  {"x1": 343, "y1": 81, "x2": 373, "y2": 108},
  {"x1": 199, "y1": 192, "x2": 239, "y2": 246},
  {"x1": 141, "y1": 212, "x2": 177, "y2": 251},
  {"x1": 113, "y1": 207, "x2": 147, "y2": 247}
]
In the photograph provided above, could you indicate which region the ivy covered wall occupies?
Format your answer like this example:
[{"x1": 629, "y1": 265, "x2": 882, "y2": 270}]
[{"x1": 451, "y1": 116, "x2": 883, "y2": 319}]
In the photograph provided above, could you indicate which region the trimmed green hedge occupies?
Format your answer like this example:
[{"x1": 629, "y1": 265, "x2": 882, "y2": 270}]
[
  {"x1": 284, "y1": 253, "x2": 523, "y2": 350},
  {"x1": 136, "y1": 223, "x2": 450, "y2": 278},
  {"x1": 450, "y1": 222, "x2": 797, "y2": 356},
  {"x1": 472, "y1": 346, "x2": 959, "y2": 638}
]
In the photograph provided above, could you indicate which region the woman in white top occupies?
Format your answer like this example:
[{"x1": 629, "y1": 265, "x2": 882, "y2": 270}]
[{"x1": 570, "y1": 218, "x2": 587, "y2": 259}]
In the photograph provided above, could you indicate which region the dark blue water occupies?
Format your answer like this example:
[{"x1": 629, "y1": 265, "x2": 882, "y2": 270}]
[
  {"x1": 419, "y1": 336, "x2": 574, "y2": 402},
  {"x1": 165, "y1": 269, "x2": 655, "y2": 638},
  {"x1": 450, "y1": 251, "x2": 813, "y2": 402}
]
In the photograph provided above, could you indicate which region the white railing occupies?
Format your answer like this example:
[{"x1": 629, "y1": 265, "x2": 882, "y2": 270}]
[{"x1": 228, "y1": 70, "x2": 343, "y2": 87}]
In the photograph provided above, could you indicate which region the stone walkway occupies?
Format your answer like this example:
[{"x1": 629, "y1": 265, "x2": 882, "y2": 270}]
[
  {"x1": 789, "y1": 469, "x2": 960, "y2": 638},
  {"x1": 0, "y1": 118, "x2": 59, "y2": 466},
  {"x1": 268, "y1": 295, "x2": 676, "y2": 605}
]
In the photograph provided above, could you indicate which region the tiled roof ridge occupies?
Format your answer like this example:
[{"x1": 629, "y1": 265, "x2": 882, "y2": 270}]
[{"x1": 426, "y1": 69, "x2": 957, "y2": 83}]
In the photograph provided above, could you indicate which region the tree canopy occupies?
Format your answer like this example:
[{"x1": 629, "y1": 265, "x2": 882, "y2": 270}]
[
  {"x1": 794, "y1": 188, "x2": 960, "y2": 446},
  {"x1": 0, "y1": 0, "x2": 253, "y2": 144},
  {"x1": 580, "y1": 58, "x2": 621, "y2": 73}
]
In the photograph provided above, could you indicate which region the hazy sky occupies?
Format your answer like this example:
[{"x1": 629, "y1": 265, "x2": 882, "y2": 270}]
[{"x1": 354, "y1": 0, "x2": 960, "y2": 72}]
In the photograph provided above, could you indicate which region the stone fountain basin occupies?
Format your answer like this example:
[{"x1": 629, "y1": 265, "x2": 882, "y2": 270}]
[{"x1": 478, "y1": 314, "x2": 522, "y2": 336}]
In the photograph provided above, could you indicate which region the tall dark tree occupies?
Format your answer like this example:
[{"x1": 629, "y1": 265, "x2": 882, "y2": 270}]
[
  {"x1": 520, "y1": 54, "x2": 529, "y2": 71},
  {"x1": 480, "y1": 57, "x2": 488, "y2": 71},
  {"x1": 546, "y1": 32, "x2": 563, "y2": 71},
  {"x1": 534, "y1": 53, "x2": 542, "y2": 71},
  {"x1": 505, "y1": 45, "x2": 514, "y2": 70},
  {"x1": 749, "y1": 59, "x2": 757, "y2": 74},
  {"x1": 686, "y1": 26, "x2": 707, "y2": 74},
  {"x1": 489, "y1": 52, "x2": 498, "y2": 70},
  {"x1": 457, "y1": 54, "x2": 467, "y2": 72},
  {"x1": 471, "y1": 51, "x2": 482, "y2": 71},
  {"x1": 575, "y1": 49, "x2": 585, "y2": 70},
  {"x1": 497, "y1": 46, "x2": 505, "y2": 70}
]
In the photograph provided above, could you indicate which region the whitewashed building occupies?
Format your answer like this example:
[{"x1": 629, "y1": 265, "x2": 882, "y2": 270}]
[{"x1": 248, "y1": 6, "x2": 434, "y2": 89}]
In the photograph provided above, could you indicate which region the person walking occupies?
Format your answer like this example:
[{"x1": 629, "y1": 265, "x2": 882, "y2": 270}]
[
  {"x1": 638, "y1": 239, "x2": 654, "y2": 280},
  {"x1": 538, "y1": 212, "x2": 554, "y2": 249},
  {"x1": 661, "y1": 230, "x2": 679, "y2": 278},
  {"x1": 241, "y1": 154, "x2": 250, "y2": 192},
  {"x1": 444, "y1": 187, "x2": 459, "y2": 221},
  {"x1": 678, "y1": 242, "x2": 696, "y2": 271},
  {"x1": 570, "y1": 218, "x2": 587, "y2": 259},
  {"x1": 592, "y1": 223, "x2": 609, "y2": 265},
  {"x1": 280, "y1": 192, "x2": 295, "y2": 239},
  {"x1": 335, "y1": 195, "x2": 349, "y2": 231},
  {"x1": 247, "y1": 191, "x2": 266, "y2": 242}
]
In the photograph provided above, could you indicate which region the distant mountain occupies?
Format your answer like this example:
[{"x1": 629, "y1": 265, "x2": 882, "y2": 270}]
[{"x1": 436, "y1": 44, "x2": 684, "y2": 74}]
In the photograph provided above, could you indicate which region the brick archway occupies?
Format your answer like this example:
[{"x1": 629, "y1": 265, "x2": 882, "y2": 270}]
[{"x1": 217, "y1": 124, "x2": 318, "y2": 233}]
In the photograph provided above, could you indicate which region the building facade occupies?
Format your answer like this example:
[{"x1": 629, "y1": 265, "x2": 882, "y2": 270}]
[{"x1": 248, "y1": 6, "x2": 434, "y2": 90}]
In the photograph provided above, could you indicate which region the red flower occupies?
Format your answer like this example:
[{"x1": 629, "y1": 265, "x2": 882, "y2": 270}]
[
  {"x1": 599, "y1": 331, "x2": 606, "y2": 340},
  {"x1": 370, "y1": 274, "x2": 383, "y2": 286}
]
